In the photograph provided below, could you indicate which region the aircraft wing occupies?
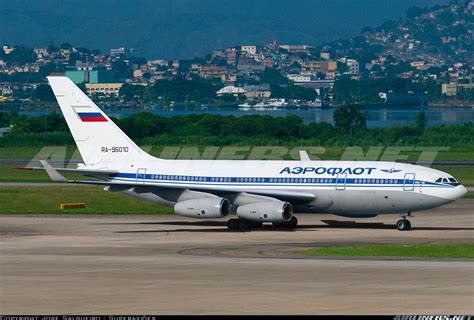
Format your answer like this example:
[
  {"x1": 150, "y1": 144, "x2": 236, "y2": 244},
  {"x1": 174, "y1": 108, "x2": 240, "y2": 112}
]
[
  {"x1": 29, "y1": 161, "x2": 315, "y2": 204},
  {"x1": 74, "y1": 179, "x2": 316, "y2": 203}
]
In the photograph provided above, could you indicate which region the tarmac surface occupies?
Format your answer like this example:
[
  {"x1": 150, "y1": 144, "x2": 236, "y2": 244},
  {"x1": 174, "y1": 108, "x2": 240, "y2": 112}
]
[{"x1": 1, "y1": 200, "x2": 473, "y2": 314}]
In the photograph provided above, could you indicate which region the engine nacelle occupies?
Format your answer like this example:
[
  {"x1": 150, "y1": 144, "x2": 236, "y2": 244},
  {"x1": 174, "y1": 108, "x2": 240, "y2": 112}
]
[
  {"x1": 174, "y1": 197, "x2": 230, "y2": 219},
  {"x1": 237, "y1": 201, "x2": 293, "y2": 223}
]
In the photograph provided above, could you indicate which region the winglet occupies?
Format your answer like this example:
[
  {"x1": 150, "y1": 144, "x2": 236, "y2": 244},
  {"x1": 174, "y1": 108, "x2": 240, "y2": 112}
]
[
  {"x1": 299, "y1": 150, "x2": 311, "y2": 161},
  {"x1": 39, "y1": 159, "x2": 68, "y2": 182}
]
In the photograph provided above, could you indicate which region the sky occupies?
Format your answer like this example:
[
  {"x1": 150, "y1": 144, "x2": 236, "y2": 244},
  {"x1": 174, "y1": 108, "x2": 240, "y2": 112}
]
[{"x1": 0, "y1": 0, "x2": 448, "y2": 59}]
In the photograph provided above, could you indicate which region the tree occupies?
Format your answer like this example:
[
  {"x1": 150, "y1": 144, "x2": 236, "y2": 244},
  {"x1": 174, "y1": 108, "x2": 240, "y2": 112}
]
[
  {"x1": 260, "y1": 68, "x2": 288, "y2": 86},
  {"x1": 1, "y1": 46, "x2": 36, "y2": 65},
  {"x1": 33, "y1": 84, "x2": 55, "y2": 102},
  {"x1": 150, "y1": 78, "x2": 217, "y2": 103},
  {"x1": 142, "y1": 72, "x2": 152, "y2": 80},
  {"x1": 333, "y1": 104, "x2": 367, "y2": 135},
  {"x1": 416, "y1": 111, "x2": 426, "y2": 130},
  {"x1": 77, "y1": 82, "x2": 88, "y2": 94},
  {"x1": 119, "y1": 83, "x2": 146, "y2": 101},
  {"x1": 112, "y1": 60, "x2": 133, "y2": 79},
  {"x1": 68, "y1": 51, "x2": 82, "y2": 66},
  {"x1": 39, "y1": 62, "x2": 64, "y2": 78}
]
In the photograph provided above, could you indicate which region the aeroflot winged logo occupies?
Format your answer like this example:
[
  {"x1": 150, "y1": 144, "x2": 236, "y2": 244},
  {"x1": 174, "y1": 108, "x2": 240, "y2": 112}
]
[
  {"x1": 381, "y1": 168, "x2": 402, "y2": 174},
  {"x1": 77, "y1": 112, "x2": 108, "y2": 122}
]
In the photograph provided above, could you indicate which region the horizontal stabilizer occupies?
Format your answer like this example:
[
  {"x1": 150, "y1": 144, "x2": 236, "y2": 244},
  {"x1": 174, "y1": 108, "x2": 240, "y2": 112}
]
[{"x1": 17, "y1": 166, "x2": 118, "y2": 177}]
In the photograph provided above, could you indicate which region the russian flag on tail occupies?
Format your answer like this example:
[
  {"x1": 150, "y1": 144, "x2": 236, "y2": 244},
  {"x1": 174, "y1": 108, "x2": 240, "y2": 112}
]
[{"x1": 77, "y1": 112, "x2": 108, "y2": 122}]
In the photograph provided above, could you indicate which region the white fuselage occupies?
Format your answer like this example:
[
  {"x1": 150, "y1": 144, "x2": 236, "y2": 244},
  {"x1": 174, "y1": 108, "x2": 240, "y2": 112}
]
[{"x1": 100, "y1": 159, "x2": 467, "y2": 217}]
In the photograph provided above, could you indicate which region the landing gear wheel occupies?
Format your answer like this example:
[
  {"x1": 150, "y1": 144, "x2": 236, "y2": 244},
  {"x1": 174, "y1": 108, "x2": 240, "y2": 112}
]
[
  {"x1": 227, "y1": 218, "x2": 240, "y2": 231},
  {"x1": 396, "y1": 219, "x2": 411, "y2": 231},
  {"x1": 253, "y1": 222, "x2": 263, "y2": 229},
  {"x1": 404, "y1": 220, "x2": 412, "y2": 231},
  {"x1": 238, "y1": 219, "x2": 253, "y2": 232},
  {"x1": 285, "y1": 216, "x2": 298, "y2": 229}
]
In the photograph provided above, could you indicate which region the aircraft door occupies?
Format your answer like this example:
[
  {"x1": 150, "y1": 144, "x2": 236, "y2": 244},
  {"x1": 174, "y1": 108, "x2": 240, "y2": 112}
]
[
  {"x1": 403, "y1": 173, "x2": 415, "y2": 191},
  {"x1": 335, "y1": 172, "x2": 347, "y2": 190},
  {"x1": 136, "y1": 168, "x2": 147, "y2": 184}
]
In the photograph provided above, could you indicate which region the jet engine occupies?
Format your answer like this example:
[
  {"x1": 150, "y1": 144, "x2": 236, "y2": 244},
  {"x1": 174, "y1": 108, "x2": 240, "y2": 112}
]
[
  {"x1": 174, "y1": 197, "x2": 230, "y2": 219},
  {"x1": 236, "y1": 201, "x2": 293, "y2": 223}
]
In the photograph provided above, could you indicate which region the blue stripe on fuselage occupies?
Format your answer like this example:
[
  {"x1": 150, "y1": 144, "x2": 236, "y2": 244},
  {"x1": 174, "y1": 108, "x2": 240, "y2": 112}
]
[{"x1": 112, "y1": 172, "x2": 452, "y2": 188}]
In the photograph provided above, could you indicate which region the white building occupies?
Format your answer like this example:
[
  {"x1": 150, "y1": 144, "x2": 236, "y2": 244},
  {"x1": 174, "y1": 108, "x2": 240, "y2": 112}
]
[
  {"x1": 241, "y1": 46, "x2": 257, "y2": 55},
  {"x1": 346, "y1": 59, "x2": 359, "y2": 75},
  {"x1": 320, "y1": 52, "x2": 330, "y2": 60},
  {"x1": 86, "y1": 83, "x2": 123, "y2": 96},
  {"x1": 33, "y1": 47, "x2": 49, "y2": 57},
  {"x1": 217, "y1": 86, "x2": 247, "y2": 96},
  {"x1": 243, "y1": 85, "x2": 271, "y2": 100},
  {"x1": 280, "y1": 45, "x2": 313, "y2": 53},
  {"x1": 2, "y1": 46, "x2": 14, "y2": 55},
  {"x1": 287, "y1": 74, "x2": 313, "y2": 83},
  {"x1": 110, "y1": 47, "x2": 141, "y2": 58}
]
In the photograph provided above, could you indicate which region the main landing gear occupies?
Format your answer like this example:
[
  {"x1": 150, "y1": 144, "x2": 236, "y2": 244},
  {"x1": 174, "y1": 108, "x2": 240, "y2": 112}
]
[
  {"x1": 227, "y1": 216, "x2": 298, "y2": 231},
  {"x1": 396, "y1": 214, "x2": 412, "y2": 231},
  {"x1": 227, "y1": 218, "x2": 258, "y2": 232}
]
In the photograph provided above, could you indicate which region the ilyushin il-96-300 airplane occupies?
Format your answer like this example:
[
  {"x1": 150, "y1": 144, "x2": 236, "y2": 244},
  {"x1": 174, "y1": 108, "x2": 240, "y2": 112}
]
[{"x1": 23, "y1": 76, "x2": 467, "y2": 231}]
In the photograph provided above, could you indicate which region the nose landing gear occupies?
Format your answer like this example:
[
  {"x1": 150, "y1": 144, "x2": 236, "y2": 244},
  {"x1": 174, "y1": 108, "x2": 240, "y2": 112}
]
[{"x1": 396, "y1": 214, "x2": 412, "y2": 231}]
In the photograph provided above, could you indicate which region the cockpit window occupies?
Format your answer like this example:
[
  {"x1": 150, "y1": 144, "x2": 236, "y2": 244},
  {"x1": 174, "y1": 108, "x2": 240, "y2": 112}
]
[{"x1": 435, "y1": 177, "x2": 459, "y2": 186}]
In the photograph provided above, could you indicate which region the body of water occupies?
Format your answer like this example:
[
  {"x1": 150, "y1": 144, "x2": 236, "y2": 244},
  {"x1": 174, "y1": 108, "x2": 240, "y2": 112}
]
[{"x1": 10, "y1": 105, "x2": 474, "y2": 128}]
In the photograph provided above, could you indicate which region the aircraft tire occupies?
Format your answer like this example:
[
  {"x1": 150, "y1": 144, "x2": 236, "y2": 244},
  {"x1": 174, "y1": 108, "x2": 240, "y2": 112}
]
[
  {"x1": 285, "y1": 216, "x2": 298, "y2": 229},
  {"x1": 253, "y1": 222, "x2": 263, "y2": 229},
  {"x1": 238, "y1": 219, "x2": 253, "y2": 232},
  {"x1": 227, "y1": 218, "x2": 240, "y2": 231},
  {"x1": 396, "y1": 219, "x2": 411, "y2": 231},
  {"x1": 404, "y1": 220, "x2": 412, "y2": 231}
]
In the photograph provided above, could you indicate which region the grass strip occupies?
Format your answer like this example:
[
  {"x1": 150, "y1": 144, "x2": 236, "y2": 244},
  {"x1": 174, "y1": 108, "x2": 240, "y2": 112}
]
[{"x1": 301, "y1": 243, "x2": 474, "y2": 259}]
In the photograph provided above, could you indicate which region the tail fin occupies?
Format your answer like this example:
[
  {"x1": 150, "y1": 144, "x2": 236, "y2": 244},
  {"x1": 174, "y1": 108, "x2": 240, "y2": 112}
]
[{"x1": 47, "y1": 76, "x2": 154, "y2": 166}]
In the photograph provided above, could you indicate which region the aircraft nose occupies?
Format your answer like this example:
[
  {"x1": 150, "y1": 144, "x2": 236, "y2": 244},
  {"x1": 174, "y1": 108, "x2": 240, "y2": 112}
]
[{"x1": 447, "y1": 185, "x2": 467, "y2": 201}]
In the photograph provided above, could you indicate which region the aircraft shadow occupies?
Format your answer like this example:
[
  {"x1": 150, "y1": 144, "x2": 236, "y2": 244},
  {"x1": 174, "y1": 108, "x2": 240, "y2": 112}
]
[
  {"x1": 92, "y1": 221, "x2": 227, "y2": 227},
  {"x1": 116, "y1": 228, "x2": 231, "y2": 234},
  {"x1": 318, "y1": 220, "x2": 474, "y2": 231},
  {"x1": 100, "y1": 220, "x2": 474, "y2": 232}
]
